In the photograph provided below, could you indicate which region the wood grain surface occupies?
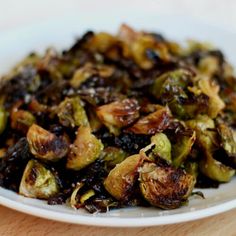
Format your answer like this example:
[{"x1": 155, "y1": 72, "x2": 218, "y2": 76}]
[{"x1": 0, "y1": 205, "x2": 235, "y2": 236}]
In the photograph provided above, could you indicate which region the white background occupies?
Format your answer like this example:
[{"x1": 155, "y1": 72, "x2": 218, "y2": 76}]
[{"x1": 0, "y1": 0, "x2": 235, "y2": 33}]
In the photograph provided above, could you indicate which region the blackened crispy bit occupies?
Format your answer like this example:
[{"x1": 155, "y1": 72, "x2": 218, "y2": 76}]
[{"x1": 1, "y1": 24, "x2": 236, "y2": 213}]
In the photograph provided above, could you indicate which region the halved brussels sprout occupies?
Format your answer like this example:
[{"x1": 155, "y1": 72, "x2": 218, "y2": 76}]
[
  {"x1": 67, "y1": 126, "x2": 104, "y2": 170},
  {"x1": 57, "y1": 96, "x2": 88, "y2": 128},
  {"x1": 150, "y1": 133, "x2": 171, "y2": 163},
  {"x1": 172, "y1": 131, "x2": 196, "y2": 167},
  {"x1": 27, "y1": 124, "x2": 69, "y2": 162},
  {"x1": 150, "y1": 69, "x2": 191, "y2": 101},
  {"x1": 101, "y1": 146, "x2": 128, "y2": 169},
  {"x1": 103, "y1": 154, "x2": 144, "y2": 201},
  {"x1": 139, "y1": 161, "x2": 195, "y2": 209},
  {"x1": 217, "y1": 123, "x2": 236, "y2": 159},
  {"x1": 199, "y1": 131, "x2": 235, "y2": 182},
  {"x1": 127, "y1": 106, "x2": 171, "y2": 135},
  {"x1": 0, "y1": 107, "x2": 7, "y2": 135},
  {"x1": 11, "y1": 109, "x2": 35, "y2": 133},
  {"x1": 198, "y1": 77, "x2": 225, "y2": 118},
  {"x1": 186, "y1": 115, "x2": 235, "y2": 182},
  {"x1": 19, "y1": 159, "x2": 59, "y2": 199},
  {"x1": 96, "y1": 99, "x2": 140, "y2": 135},
  {"x1": 131, "y1": 35, "x2": 169, "y2": 69}
]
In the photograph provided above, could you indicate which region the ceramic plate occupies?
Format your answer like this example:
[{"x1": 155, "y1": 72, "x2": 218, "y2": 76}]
[{"x1": 0, "y1": 13, "x2": 236, "y2": 227}]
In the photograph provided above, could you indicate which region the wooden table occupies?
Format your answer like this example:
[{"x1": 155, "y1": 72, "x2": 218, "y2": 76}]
[{"x1": 0, "y1": 205, "x2": 235, "y2": 236}]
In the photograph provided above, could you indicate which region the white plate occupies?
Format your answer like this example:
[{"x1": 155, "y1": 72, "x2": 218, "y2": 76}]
[{"x1": 0, "y1": 14, "x2": 236, "y2": 227}]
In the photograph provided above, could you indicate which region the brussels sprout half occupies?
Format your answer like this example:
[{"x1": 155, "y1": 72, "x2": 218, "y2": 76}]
[
  {"x1": 186, "y1": 115, "x2": 235, "y2": 182},
  {"x1": 27, "y1": 124, "x2": 69, "y2": 162},
  {"x1": 96, "y1": 99, "x2": 140, "y2": 135},
  {"x1": 19, "y1": 159, "x2": 59, "y2": 199},
  {"x1": 103, "y1": 154, "x2": 144, "y2": 201},
  {"x1": 139, "y1": 161, "x2": 195, "y2": 209},
  {"x1": 67, "y1": 126, "x2": 104, "y2": 170},
  {"x1": 57, "y1": 96, "x2": 88, "y2": 128},
  {"x1": 127, "y1": 106, "x2": 171, "y2": 135}
]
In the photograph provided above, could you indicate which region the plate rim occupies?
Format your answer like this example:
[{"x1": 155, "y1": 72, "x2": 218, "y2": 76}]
[{"x1": 1, "y1": 188, "x2": 236, "y2": 227}]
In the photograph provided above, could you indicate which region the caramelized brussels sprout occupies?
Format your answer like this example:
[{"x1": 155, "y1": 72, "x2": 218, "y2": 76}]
[
  {"x1": 127, "y1": 106, "x2": 171, "y2": 135},
  {"x1": 139, "y1": 161, "x2": 195, "y2": 209},
  {"x1": 150, "y1": 133, "x2": 171, "y2": 163},
  {"x1": 101, "y1": 146, "x2": 128, "y2": 169},
  {"x1": 19, "y1": 160, "x2": 59, "y2": 199},
  {"x1": 172, "y1": 131, "x2": 196, "y2": 167},
  {"x1": 67, "y1": 126, "x2": 103, "y2": 170},
  {"x1": 198, "y1": 132, "x2": 235, "y2": 182},
  {"x1": 0, "y1": 107, "x2": 7, "y2": 135},
  {"x1": 150, "y1": 69, "x2": 191, "y2": 100},
  {"x1": 96, "y1": 99, "x2": 140, "y2": 135},
  {"x1": 57, "y1": 96, "x2": 88, "y2": 128},
  {"x1": 217, "y1": 123, "x2": 236, "y2": 160},
  {"x1": 11, "y1": 109, "x2": 35, "y2": 133},
  {"x1": 104, "y1": 154, "x2": 144, "y2": 201},
  {"x1": 27, "y1": 124, "x2": 69, "y2": 161},
  {"x1": 186, "y1": 115, "x2": 235, "y2": 182},
  {"x1": 198, "y1": 77, "x2": 225, "y2": 118}
]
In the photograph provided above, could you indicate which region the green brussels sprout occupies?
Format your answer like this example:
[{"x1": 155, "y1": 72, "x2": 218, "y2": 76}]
[
  {"x1": 57, "y1": 96, "x2": 88, "y2": 128},
  {"x1": 217, "y1": 123, "x2": 236, "y2": 167},
  {"x1": 172, "y1": 131, "x2": 196, "y2": 167},
  {"x1": 11, "y1": 109, "x2": 35, "y2": 133},
  {"x1": 19, "y1": 160, "x2": 59, "y2": 199},
  {"x1": 96, "y1": 99, "x2": 140, "y2": 135},
  {"x1": 104, "y1": 154, "x2": 144, "y2": 201},
  {"x1": 67, "y1": 126, "x2": 104, "y2": 170},
  {"x1": 139, "y1": 161, "x2": 195, "y2": 209},
  {"x1": 0, "y1": 107, "x2": 7, "y2": 135},
  {"x1": 198, "y1": 77, "x2": 225, "y2": 118},
  {"x1": 198, "y1": 132, "x2": 235, "y2": 182},
  {"x1": 150, "y1": 69, "x2": 209, "y2": 119},
  {"x1": 127, "y1": 106, "x2": 171, "y2": 135},
  {"x1": 101, "y1": 147, "x2": 128, "y2": 169},
  {"x1": 27, "y1": 124, "x2": 69, "y2": 162},
  {"x1": 186, "y1": 115, "x2": 235, "y2": 182},
  {"x1": 150, "y1": 133, "x2": 171, "y2": 163}
]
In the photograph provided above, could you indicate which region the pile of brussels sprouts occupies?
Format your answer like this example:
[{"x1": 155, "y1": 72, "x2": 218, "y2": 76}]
[{"x1": 0, "y1": 25, "x2": 235, "y2": 213}]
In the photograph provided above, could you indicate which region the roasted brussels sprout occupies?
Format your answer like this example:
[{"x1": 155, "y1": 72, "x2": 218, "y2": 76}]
[
  {"x1": 19, "y1": 159, "x2": 59, "y2": 199},
  {"x1": 217, "y1": 123, "x2": 236, "y2": 168},
  {"x1": 127, "y1": 106, "x2": 171, "y2": 135},
  {"x1": 104, "y1": 154, "x2": 144, "y2": 201},
  {"x1": 172, "y1": 131, "x2": 196, "y2": 167},
  {"x1": 11, "y1": 109, "x2": 35, "y2": 133},
  {"x1": 198, "y1": 77, "x2": 225, "y2": 118},
  {"x1": 57, "y1": 96, "x2": 88, "y2": 128},
  {"x1": 139, "y1": 161, "x2": 195, "y2": 209},
  {"x1": 0, "y1": 107, "x2": 7, "y2": 135},
  {"x1": 150, "y1": 133, "x2": 172, "y2": 163},
  {"x1": 186, "y1": 115, "x2": 235, "y2": 182},
  {"x1": 27, "y1": 124, "x2": 69, "y2": 162},
  {"x1": 96, "y1": 99, "x2": 140, "y2": 135},
  {"x1": 67, "y1": 126, "x2": 104, "y2": 170}
]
